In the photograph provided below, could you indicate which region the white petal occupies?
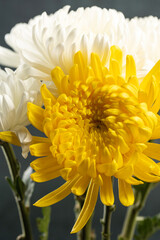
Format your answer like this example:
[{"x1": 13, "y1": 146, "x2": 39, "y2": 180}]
[
  {"x1": 0, "y1": 46, "x2": 20, "y2": 67},
  {"x1": 0, "y1": 66, "x2": 42, "y2": 132},
  {"x1": 15, "y1": 127, "x2": 32, "y2": 158},
  {"x1": 1, "y1": 6, "x2": 160, "y2": 81}
]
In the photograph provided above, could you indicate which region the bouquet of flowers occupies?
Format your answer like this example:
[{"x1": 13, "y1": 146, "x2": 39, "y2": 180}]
[{"x1": 1, "y1": 5, "x2": 160, "y2": 240}]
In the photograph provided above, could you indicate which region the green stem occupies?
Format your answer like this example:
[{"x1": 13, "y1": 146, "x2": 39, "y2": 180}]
[
  {"x1": 1, "y1": 141, "x2": 33, "y2": 240},
  {"x1": 101, "y1": 204, "x2": 116, "y2": 240},
  {"x1": 118, "y1": 183, "x2": 154, "y2": 240},
  {"x1": 74, "y1": 195, "x2": 95, "y2": 240},
  {"x1": 82, "y1": 214, "x2": 93, "y2": 240}
]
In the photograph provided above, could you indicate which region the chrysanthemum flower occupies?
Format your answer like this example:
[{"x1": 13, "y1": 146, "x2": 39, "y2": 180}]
[
  {"x1": 0, "y1": 67, "x2": 42, "y2": 157},
  {"x1": 1, "y1": 6, "x2": 160, "y2": 82},
  {"x1": 28, "y1": 46, "x2": 160, "y2": 233}
]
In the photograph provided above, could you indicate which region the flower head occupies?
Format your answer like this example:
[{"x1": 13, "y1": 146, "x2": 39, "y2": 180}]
[
  {"x1": 1, "y1": 6, "x2": 160, "y2": 82},
  {"x1": 28, "y1": 46, "x2": 160, "y2": 233},
  {"x1": 0, "y1": 67, "x2": 42, "y2": 157}
]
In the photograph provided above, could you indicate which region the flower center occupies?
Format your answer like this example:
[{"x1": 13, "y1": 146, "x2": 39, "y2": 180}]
[{"x1": 47, "y1": 78, "x2": 156, "y2": 181}]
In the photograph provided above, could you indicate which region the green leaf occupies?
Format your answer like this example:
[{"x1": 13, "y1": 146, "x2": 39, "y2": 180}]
[
  {"x1": 15, "y1": 176, "x2": 26, "y2": 200},
  {"x1": 36, "y1": 207, "x2": 51, "y2": 240},
  {"x1": 134, "y1": 214, "x2": 160, "y2": 240},
  {"x1": 22, "y1": 166, "x2": 35, "y2": 208},
  {"x1": 5, "y1": 176, "x2": 16, "y2": 192},
  {"x1": 6, "y1": 176, "x2": 25, "y2": 199}
]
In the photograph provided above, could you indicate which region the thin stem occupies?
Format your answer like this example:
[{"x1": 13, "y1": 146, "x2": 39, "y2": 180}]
[
  {"x1": 1, "y1": 141, "x2": 33, "y2": 240},
  {"x1": 101, "y1": 204, "x2": 116, "y2": 240},
  {"x1": 74, "y1": 195, "x2": 95, "y2": 240},
  {"x1": 81, "y1": 214, "x2": 94, "y2": 240},
  {"x1": 1, "y1": 141, "x2": 19, "y2": 180},
  {"x1": 118, "y1": 183, "x2": 154, "y2": 240}
]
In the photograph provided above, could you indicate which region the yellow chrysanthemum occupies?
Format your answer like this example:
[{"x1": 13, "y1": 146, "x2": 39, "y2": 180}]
[{"x1": 28, "y1": 46, "x2": 160, "y2": 233}]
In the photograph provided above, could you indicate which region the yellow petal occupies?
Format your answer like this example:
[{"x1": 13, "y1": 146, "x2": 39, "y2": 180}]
[
  {"x1": 118, "y1": 179, "x2": 134, "y2": 206},
  {"x1": 60, "y1": 168, "x2": 73, "y2": 180},
  {"x1": 0, "y1": 131, "x2": 20, "y2": 146},
  {"x1": 144, "y1": 142, "x2": 160, "y2": 161},
  {"x1": 91, "y1": 53, "x2": 103, "y2": 80},
  {"x1": 69, "y1": 64, "x2": 80, "y2": 86},
  {"x1": 109, "y1": 45, "x2": 122, "y2": 76},
  {"x1": 136, "y1": 153, "x2": 160, "y2": 176},
  {"x1": 97, "y1": 160, "x2": 118, "y2": 176},
  {"x1": 110, "y1": 46, "x2": 122, "y2": 66},
  {"x1": 88, "y1": 160, "x2": 97, "y2": 178},
  {"x1": 30, "y1": 155, "x2": 58, "y2": 171},
  {"x1": 31, "y1": 169, "x2": 61, "y2": 182},
  {"x1": 115, "y1": 165, "x2": 133, "y2": 180},
  {"x1": 30, "y1": 142, "x2": 52, "y2": 156},
  {"x1": 125, "y1": 176, "x2": 143, "y2": 185},
  {"x1": 40, "y1": 84, "x2": 56, "y2": 105},
  {"x1": 34, "y1": 175, "x2": 79, "y2": 207},
  {"x1": 71, "y1": 179, "x2": 99, "y2": 233},
  {"x1": 151, "y1": 88, "x2": 160, "y2": 113},
  {"x1": 74, "y1": 51, "x2": 87, "y2": 82},
  {"x1": 51, "y1": 67, "x2": 65, "y2": 93},
  {"x1": 71, "y1": 175, "x2": 90, "y2": 196},
  {"x1": 151, "y1": 116, "x2": 160, "y2": 139},
  {"x1": 43, "y1": 118, "x2": 53, "y2": 138},
  {"x1": 27, "y1": 102, "x2": 44, "y2": 132},
  {"x1": 100, "y1": 175, "x2": 114, "y2": 205},
  {"x1": 77, "y1": 158, "x2": 90, "y2": 176},
  {"x1": 140, "y1": 60, "x2": 160, "y2": 92},
  {"x1": 61, "y1": 75, "x2": 70, "y2": 94},
  {"x1": 31, "y1": 136, "x2": 51, "y2": 144},
  {"x1": 115, "y1": 147, "x2": 123, "y2": 168},
  {"x1": 134, "y1": 167, "x2": 160, "y2": 182},
  {"x1": 126, "y1": 55, "x2": 136, "y2": 81},
  {"x1": 110, "y1": 59, "x2": 121, "y2": 79}
]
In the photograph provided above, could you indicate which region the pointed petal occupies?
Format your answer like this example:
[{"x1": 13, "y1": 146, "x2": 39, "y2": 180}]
[
  {"x1": 34, "y1": 175, "x2": 79, "y2": 207},
  {"x1": 71, "y1": 179, "x2": 99, "y2": 233}
]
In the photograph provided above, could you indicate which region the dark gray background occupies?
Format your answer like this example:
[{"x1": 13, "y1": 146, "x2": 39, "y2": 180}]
[{"x1": 1, "y1": 0, "x2": 160, "y2": 239}]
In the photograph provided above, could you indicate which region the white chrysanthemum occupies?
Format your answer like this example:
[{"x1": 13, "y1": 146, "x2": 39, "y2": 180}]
[
  {"x1": 0, "y1": 6, "x2": 160, "y2": 81},
  {"x1": 0, "y1": 67, "x2": 42, "y2": 157}
]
